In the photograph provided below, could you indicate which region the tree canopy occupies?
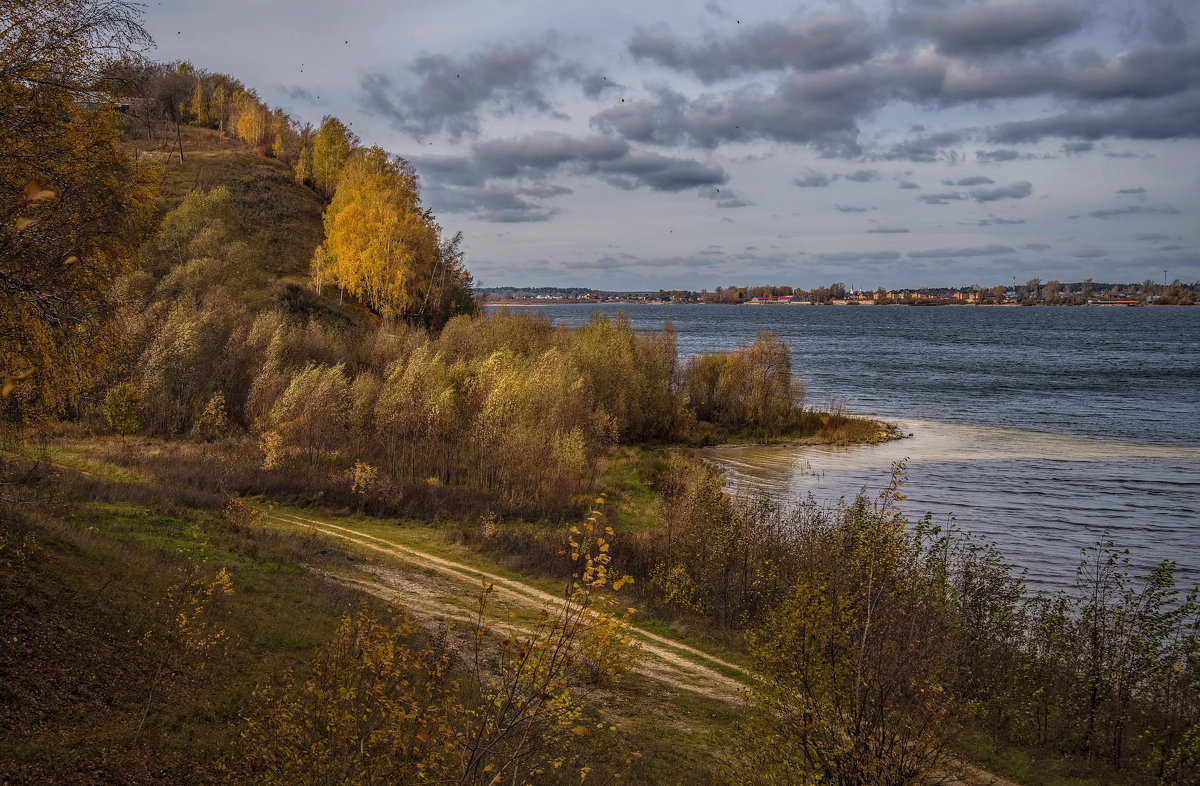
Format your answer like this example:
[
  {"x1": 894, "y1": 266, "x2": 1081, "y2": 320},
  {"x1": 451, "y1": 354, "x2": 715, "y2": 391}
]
[
  {"x1": 316, "y1": 147, "x2": 474, "y2": 328},
  {"x1": 1, "y1": 0, "x2": 158, "y2": 417}
]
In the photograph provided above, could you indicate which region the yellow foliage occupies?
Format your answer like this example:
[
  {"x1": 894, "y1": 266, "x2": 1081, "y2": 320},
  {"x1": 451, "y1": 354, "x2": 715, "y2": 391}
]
[{"x1": 318, "y1": 147, "x2": 440, "y2": 319}]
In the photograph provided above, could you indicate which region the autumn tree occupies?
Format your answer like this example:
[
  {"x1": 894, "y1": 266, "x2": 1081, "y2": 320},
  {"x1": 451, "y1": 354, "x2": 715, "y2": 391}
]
[
  {"x1": 317, "y1": 146, "x2": 474, "y2": 327},
  {"x1": 737, "y1": 468, "x2": 962, "y2": 784},
  {"x1": 265, "y1": 363, "x2": 350, "y2": 463},
  {"x1": 311, "y1": 115, "x2": 356, "y2": 197},
  {"x1": 293, "y1": 143, "x2": 313, "y2": 185},
  {"x1": 1, "y1": 0, "x2": 157, "y2": 417}
]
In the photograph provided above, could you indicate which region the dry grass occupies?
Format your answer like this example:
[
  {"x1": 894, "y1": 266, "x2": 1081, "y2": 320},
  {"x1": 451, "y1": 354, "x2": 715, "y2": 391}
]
[{"x1": 134, "y1": 125, "x2": 325, "y2": 281}]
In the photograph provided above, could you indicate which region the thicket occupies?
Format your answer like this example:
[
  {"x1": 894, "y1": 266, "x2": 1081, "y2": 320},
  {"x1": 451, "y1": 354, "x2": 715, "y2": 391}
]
[
  {"x1": 657, "y1": 464, "x2": 1200, "y2": 783},
  {"x1": 86, "y1": 181, "x2": 824, "y2": 520},
  {"x1": 453, "y1": 457, "x2": 1200, "y2": 783}
]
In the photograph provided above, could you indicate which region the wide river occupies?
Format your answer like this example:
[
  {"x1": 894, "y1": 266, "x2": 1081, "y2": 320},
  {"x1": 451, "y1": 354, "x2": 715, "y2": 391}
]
[{"x1": 490, "y1": 303, "x2": 1200, "y2": 594}]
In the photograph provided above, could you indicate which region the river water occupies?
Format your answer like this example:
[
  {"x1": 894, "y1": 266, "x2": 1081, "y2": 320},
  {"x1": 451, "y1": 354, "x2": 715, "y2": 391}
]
[{"x1": 491, "y1": 303, "x2": 1200, "y2": 594}]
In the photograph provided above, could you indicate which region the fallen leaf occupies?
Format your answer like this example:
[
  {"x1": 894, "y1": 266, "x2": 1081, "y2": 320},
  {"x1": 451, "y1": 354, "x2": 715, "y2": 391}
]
[{"x1": 1, "y1": 368, "x2": 34, "y2": 397}]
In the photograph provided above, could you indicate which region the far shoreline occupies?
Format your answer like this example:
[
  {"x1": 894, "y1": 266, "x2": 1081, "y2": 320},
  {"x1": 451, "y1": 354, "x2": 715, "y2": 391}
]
[{"x1": 482, "y1": 300, "x2": 1182, "y2": 308}]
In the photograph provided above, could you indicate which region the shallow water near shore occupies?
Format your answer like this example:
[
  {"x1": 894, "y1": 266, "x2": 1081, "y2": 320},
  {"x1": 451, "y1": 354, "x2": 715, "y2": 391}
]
[
  {"x1": 705, "y1": 419, "x2": 1200, "y2": 593},
  {"x1": 493, "y1": 303, "x2": 1200, "y2": 593}
]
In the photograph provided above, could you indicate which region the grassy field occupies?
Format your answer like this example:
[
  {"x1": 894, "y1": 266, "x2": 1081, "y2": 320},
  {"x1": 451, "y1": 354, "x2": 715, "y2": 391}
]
[{"x1": 0, "y1": 440, "x2": 751, "y2": 784}]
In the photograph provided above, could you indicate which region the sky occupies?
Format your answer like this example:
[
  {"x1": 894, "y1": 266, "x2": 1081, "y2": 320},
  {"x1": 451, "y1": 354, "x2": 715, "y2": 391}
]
[{"x1": 143, "y1": 0, "x2": 1199, "y2": 290}]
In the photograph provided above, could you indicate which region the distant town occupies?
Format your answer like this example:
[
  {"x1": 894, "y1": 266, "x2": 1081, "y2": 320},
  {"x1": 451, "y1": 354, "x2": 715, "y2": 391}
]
[{"x1": 482, "y1": 279, "x2": 1198, "y2": 306}]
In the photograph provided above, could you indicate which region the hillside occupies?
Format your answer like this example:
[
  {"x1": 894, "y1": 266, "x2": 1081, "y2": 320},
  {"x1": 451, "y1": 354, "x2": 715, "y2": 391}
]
[
  {"x1": 5, "y1": 18, "x2": 1197, "y2": 782},
  {"x1": 135, "y1": 125, "x2": 326, "y2": 283}
]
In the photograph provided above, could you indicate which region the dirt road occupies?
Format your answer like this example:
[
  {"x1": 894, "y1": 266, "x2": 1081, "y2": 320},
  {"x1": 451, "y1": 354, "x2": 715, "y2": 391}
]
[{"x1": 261, "y1": 509, "x2": 751, "y2": 701}]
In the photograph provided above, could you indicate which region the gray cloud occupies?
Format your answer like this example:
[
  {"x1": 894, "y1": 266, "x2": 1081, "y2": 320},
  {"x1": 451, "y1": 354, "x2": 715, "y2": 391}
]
[
  {"x1": 970, "y1": 180, "x2": 1033, "y2": 201},
  {"x1": 592, "y1": 76, "x2": 872, "y2": 156},
  {"x1": 593, "y1": 18, "x2": 1200, "y2": 158},
  {"x1": 919, "y1": 190, "x2": 967, "y2": 204},
  {"x1": 845, "y1": 168, "x2": 882, "y2": 182},
  {"x1": 701, "y1": 187, "x2": 754, "y2": 208},
  {"x1": 594, "y1": 150, "x2": 728, "y2": 191},
  {"x1": 897, "y1": 179, "x2": 921, "y2": 189},
  {"x1": 418, "y1": 132, "x2": 726, "y2": 194},
  {"x1": 473, "y1": 133, "x2": 629, "y2": 177},
  {"x1": 794, "y1": 169, "x2": 833, "y2": 188},
  {"x1": 866, "y1": 226, "x2": 911, "y2": 233},
  {"x1": 416, "y1": 131, "x2": 728, "y2": 221},
  {"x1": 976, "y1": 148, "x2": 1023, "y2": 162},
  {"x1": 816, "y1": 250, "x2": 904, "y2": 262},
  {"x1": 425, "y1": 182, "x2": 560, "y2": 223},
  {"x1": 360, "y1": 40, "x2": 621, "y2": 141},
  {"x1": 1062, "y1": 140, "x2": 1094, "y2": 153},
  {"x1": 1073, "y1": 248, "x2": 1109, "y2": 257},
  {"x1": 1089, "y1": 204, "x2": 1182, "y2": 218},
  {"x1": 945, "y1": 175, "x2": 996, "y2": 186},
  {"x1": 361, "y1": 42, "x2": 565, "y2": 140},
  {"x1": 975, "y1": 215, "x2": 1027, "y2": 224},
  {"x1": 835, "y1": 204, "x2": 876, "y2": 212},
  {"x1": 894, "y1": 0, "x2": 1088, "y2": 55},
  {"x1": 627, "y1": 13, "x2": 878, "y2": 82},
  {"x1": 992, "y1": 88, "x2": 1200, "y2": 142},
  {"x1": 908, "y1": 244, "x2": 1016, "y2": 258},
  {"x1": 882, "y1": 131, "x2": 967, "y2": 162},
  {"x1": 1117, "y1": 187, "x2": 1146, "y2": 194},
  {"x1": 1135, "y1": 233, "x2": 1170, "y2": 241},
  {"x1": 1024, "y1": 242, "x2": 1052, "y2": 249}
]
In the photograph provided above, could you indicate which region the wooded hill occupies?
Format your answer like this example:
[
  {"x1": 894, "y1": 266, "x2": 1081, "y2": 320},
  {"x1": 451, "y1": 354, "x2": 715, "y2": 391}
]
[{"x1": 3, "y1": 4, "x2": 1199, "y2": 785}]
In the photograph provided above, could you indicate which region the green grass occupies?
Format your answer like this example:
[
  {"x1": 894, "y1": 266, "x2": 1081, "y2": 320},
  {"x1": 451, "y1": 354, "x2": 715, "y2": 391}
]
[
  {"x1": 0, "y1": 496, "x2": 366, "y2": 783},
  {"x1": 954, "y1": 729, "x2": 1151, "y2": 786}
]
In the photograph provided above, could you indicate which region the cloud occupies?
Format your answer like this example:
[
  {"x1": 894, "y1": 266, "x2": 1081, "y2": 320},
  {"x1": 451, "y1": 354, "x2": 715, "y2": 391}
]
[
  {"x1": 467, "y1": 132, "x2": 630, "y2": 180},
  {"x1": 881, "y1": 130, "x2": 967, "y2": 162},
  {"x1": 1089, "y1": 204, "x2": 1182, "y2": 218},
  {"x1": 360, "y1": 42, "x2": 568, "y2": 140},
  {"x1": 893, "y1": 0, "x2": 1088, "y2": 55},
  {"x1": 700, "y1": 187, "x2": 754, "y2": 208},
  {"x1": 594, "y1": 151, "x2": 728, "y2": 191},
  {"x1": 919, "y1": 190, "x2": 967, "y2": 204},
  {"x1": 1024, "y1": 242, "x2": 1052, "y2": 250},
  {"x1": 592, "y1": 76, "x2": 873, "y2": 156},
  {"x1": 418, "y1": 131, "x2": 726, "y2": 194},
  {"x1": 897, "y1": 179, "x2": 921, "y2": 189},
  {"x1": 945, "y1": 175, "x2": 995, "y2": 186},
  {"x1": 593, "y1": 17, "x2": 1200, "y2": 158},
  {"x1": 1062, "y1": 140, "x2": 1094, "y2": 153},
  {"x1": 835, "y1": 204, "x2": 876, "y2": 212},
  {"x1": 845, "y1": 169, "x2": 882, "y2": 182},
  {"x1": 416, "y1": 131, "x2": 730, "y2": 220},
  {"x1": 816, "y1": 250, "x2": 904, "y2": 262},
  {"x1": 1073, "y1": 248, "x2": 1109, "y2": 258},
  {"x1": 360, "y1": 40, "x2": 619, "y2": 140},
  {"x1": 976, "y1": 148, "x2": 1023, "y2": 163},
  {"x1": 794, "y1": 169, "x2": 833, "y2": 188},
  {"x1": 1117, "y1": 187, "x2": 1146, "y2": 194},
  {"x1": 970, "y1": 180, "x2": 1033, "y2": 201},
  {"x1": 908, "y1": 244, "x2": 1016, "y2": 258},
  {"x1": 1135, "y1": 233, "x2": 1170, "y2": 241},
  {"x1": 425, "y1": 182, "x2": 561, "y2": 223},
  {"x1": 1140, "y1": 0, "x2": 1192, "y2": 46},
  {"x1": 866, "y1": 226, "x2": 911, "y2": 233},
  {"x1": 992, "y1": 88, "x2": 1200, "y2": 142},
  {"x1": 627, "y1": 13, "x2": 878, "y2": 82},
  {"x1": 975, "y1": 215, "x2": 1027, "y2": 224}
]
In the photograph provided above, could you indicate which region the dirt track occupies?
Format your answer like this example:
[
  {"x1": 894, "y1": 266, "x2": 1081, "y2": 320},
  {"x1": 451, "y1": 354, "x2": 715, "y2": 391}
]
[{"x1": 261, "y1": 509, "x2": 751, "y2": 702}]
